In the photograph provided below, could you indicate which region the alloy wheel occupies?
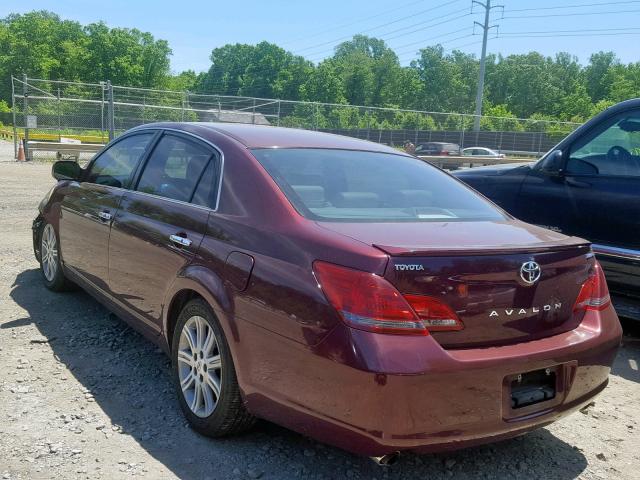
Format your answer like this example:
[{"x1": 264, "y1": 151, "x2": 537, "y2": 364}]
[
  {"x1": 41, "y1": 224, "x2": 59, "y2": 282},
  {"x1": 177, "y1": 315, "x2": 223, "y2": 418}
]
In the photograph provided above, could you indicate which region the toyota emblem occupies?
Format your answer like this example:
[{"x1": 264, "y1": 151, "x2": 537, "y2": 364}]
[{"x1": 520, "y1": 261, "x2": 542, "y2": 285}]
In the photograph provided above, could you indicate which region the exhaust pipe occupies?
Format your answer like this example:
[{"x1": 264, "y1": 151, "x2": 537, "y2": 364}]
[{"x1": 370, "y1": 452, "x2": 400, "y2": 466}]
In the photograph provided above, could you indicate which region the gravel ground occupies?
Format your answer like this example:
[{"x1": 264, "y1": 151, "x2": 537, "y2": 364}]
[{"x1": 0, "y1": 143, "x2": 639, "y2": 479}]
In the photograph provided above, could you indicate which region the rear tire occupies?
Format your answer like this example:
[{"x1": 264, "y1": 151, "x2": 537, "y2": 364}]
[
  {"x1": 39, "y1": 222, "x2": 73, "y2": 292},
  {"x1": 171, "y1": 298, "x2": 255, "y2": 437}
]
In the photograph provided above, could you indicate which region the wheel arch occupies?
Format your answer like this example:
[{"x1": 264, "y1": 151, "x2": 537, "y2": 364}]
[{"x1": 162, "y1": 265, "x2": 235, "y2": 352}]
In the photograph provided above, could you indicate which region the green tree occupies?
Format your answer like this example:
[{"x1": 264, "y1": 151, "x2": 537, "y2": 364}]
[
  {"x1": 83, "y1": 22, "x2": 171, "y2": 87},
  {"x1": 411, "y1": 45, "x2": 475, "y2": 113},
  {"x1": 584, "y1": 51, "x2": 619, "y2": 102},
  {"x1": 0, "y1": 11, "x2": 87, "y2": 100},
  {"x1": 199, "y1": 42, "x2": 311, "y2": 99}
]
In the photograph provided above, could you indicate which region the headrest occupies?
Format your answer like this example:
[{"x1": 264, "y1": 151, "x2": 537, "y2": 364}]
[
  {"x1": 332, "y1": 192, "x2": 380, "y2": 208},
  {"x1": 291, "y1": 185, "x2": 326, "y2": 208}
]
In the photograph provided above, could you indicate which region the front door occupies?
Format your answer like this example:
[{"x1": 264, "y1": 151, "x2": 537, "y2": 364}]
[
  {"x1": 58, "y1": 133, "x2": 155, "y2": 292},
  {"x1": 108, "y1": 132, "x2": 220, "y2": 331},
  {"x1": 562, "y1": 109, "x2": 640, "y2": 250},
  {"x1": 515, "y1": 166, "x2": 574, "y2": 235}
]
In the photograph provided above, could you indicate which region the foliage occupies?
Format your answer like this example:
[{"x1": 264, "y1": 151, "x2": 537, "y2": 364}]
[{"x1": 2, "y1": 10, "x2": 640, "y2": 135}]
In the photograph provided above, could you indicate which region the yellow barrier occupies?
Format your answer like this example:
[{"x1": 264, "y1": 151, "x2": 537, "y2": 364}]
[
  {"x1": 0, "y1": 128, "x2": 15, "y2": 141},
  {"x1": 0, "y1": 130, "x2": 108, "y2": 144}
]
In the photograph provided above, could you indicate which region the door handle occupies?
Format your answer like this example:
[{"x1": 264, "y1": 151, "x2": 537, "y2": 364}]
[
  {"x1": 98, "y1": 211, "x2": 112, "y2": 222},
  {"x1": 565, "y1": 178, "x2": 591, "y2": 188},
  {"x1": 169, "y1": 234, "x2": 192, "y2": 247}
]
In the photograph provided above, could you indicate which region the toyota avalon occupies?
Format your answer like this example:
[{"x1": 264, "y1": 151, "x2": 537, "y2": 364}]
[{"x1": 33, "y1": 123, "x2": 622, "y2": 461}]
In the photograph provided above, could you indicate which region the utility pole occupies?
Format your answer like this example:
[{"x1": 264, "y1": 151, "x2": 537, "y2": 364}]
[{"x1": 472, "y1": 0, "x2": 501, "y2": 132}]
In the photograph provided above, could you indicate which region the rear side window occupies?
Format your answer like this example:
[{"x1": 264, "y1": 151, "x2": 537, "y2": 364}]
[
  {"x1": 86, "y1": 133, "x2": 153, "y2": 188},
  {"x1": 136, "y1": 135, "x2": 213, "y2": 203},
  {"x1": 252, "y1": 148, "x2": 505, "y2": 222},
  {"x1": 191, "y1": 161, "x2": 219, "y2": 208}
]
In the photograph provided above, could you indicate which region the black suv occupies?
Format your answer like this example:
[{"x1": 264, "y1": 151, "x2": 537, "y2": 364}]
[{"x1": 455, "y1": 99, "x2": 640, "y2": 321}]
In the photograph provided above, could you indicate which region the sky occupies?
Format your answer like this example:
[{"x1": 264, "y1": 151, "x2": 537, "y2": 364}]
[{"x1": 2, "y1": 0, "x2": 640, "y2": 73}]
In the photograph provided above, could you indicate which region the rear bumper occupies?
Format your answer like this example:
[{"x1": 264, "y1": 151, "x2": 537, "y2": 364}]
[{"x1": 238, "y1": 306, "x2": 622, "y2": 456}]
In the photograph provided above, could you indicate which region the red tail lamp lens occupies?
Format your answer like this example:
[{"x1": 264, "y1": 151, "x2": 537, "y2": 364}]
[
  {"x1": 313, "y1": 261, "x2": 427, "y2": 335},
  {"x1": 573, "y1": 261, "x2": 611, "y2": 312},
  {"x1": 404, "y1": 294, "x2": 465, "y2": 331},
  {"x1": 314, "y1": 261, "x2": 464, "y2": 335}
]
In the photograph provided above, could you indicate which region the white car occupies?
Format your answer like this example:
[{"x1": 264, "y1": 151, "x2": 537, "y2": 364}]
[{"x1": 462, "y1": 147, "x2": 505, "y2": 158}]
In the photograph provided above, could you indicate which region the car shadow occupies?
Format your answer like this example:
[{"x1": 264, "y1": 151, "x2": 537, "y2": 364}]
[
  {"x1": 8, "y1": 268, "x2": 589, "y2": 479},
  {"x1": 612, "y1": 319, "x2": 640, "y2": 383}
]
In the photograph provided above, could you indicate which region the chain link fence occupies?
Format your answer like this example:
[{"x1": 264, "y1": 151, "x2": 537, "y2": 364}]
[{"x1": 9, "y1": 75, "x2": 582, "y2": 161}]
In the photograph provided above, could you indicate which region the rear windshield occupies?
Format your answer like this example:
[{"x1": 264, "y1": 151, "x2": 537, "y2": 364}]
[{"x1": 252, "y1": 148, "x2": 505, "y2": 222}]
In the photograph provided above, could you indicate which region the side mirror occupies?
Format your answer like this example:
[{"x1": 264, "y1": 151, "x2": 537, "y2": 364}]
[
  {"x1": 52, "y1": 161, "x2": 82, "y2": 181},
  {"x1": 538, "y1": 150, "x2": 565, "y2": 176}
]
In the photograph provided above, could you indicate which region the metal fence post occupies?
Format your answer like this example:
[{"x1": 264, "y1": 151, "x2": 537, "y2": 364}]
[
  {"x1": 537, "y1": 131, "x2": 544, "y2": 156},
  {"x1": 11, "y1": 76, "x2": 17, "y2": 158},
  {"x1": 276, "y1": 100, "x2": 281, "y2": 126},
  {"x1": 107, "y1": 80, "x2": 115, "y2": 141},
  {"x1": 100, "y1": 82, "x2": 105, "y2": 141},
  {"x1": 459, "y1": 114, "x2": 465, "y2": 149},
  {"x1": 252, "y1": 98, "x2": 256, "y2": 124},
  {"x1": 22, "y1": 74, "x2": 29, "y2": 160},
  {"x1": 181, "y1": 91, "x2": 187, "y2": 122},
  {"x1": 57, "y1": 88, "x2": 62, "y2": 142},
  {"x1": 142, "y1": 91, "x2": 146, "y2": 124}
]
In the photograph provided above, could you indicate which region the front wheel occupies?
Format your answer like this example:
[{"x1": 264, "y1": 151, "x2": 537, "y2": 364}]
[
  {"x1": 39, "y1": 222, "x2": 73, "y2": 291},
  {"x1": 171, "y1": 298, "x2": 255, "y2": 437}
]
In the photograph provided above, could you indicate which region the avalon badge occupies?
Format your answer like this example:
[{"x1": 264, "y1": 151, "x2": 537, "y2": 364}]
[{"x1": 520, "y1": 261, "x2": 542, "y2": 285}]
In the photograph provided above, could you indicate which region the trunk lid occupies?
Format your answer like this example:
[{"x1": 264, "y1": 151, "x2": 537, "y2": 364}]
[{"x1": 319, "y1": 220, "x2": 593, "y2": 348}]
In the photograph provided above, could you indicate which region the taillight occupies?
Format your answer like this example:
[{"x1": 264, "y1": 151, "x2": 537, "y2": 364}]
[
  {"x1": 573, "y1": 261, "x2": 611, "y2": 312},
  {"x1": 313, "y1": 261, "x2": 463, "y2": 335},
  {"x1": 404, "y1": 294, "x2": 464, "y2": 331}
]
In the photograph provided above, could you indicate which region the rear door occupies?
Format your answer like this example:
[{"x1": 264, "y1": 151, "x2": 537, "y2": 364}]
[
  {"x1": 58, "y1": 133, "x2": 155, "y2": 292},
  {"x1": 108, "y1": 131, "x2": 220, "y2": 332}
]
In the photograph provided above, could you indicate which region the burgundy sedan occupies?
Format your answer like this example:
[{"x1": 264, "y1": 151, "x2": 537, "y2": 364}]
[{"x1": 33, "y1": 123, "x2": 622, "y2": 462}]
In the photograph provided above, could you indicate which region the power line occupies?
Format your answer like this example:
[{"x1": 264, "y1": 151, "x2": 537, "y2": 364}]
[
  {"x1": 496, "y1": 31, "x2": 640, "y2": 38},
  {"x1": 499, "y1": 26, "x2": 640, "y2": 35},
  {"x1": 292, "y1": 0, "x2": 464, "y2": 54},
  {"x1": 503, "y1": 8, "x2": 640, "y2": 19},
  {"x1": 507, "y1": 0, "x2": 640, "y2": 13},
  {"x1": 280, "y1": 0, "x2": 426, "y2": 46},
  {"x1": 305, "y1": 9, "x2": 476, "y2": 61},
  {"x1": 393, "y1": 27, "x2": 471, "y2": 52},
  {"x1": 394, "y1": 32, "x2": 476, "y2": 57},
  {"x1": 380, "y1": 10, "x2": 474, "y2": 43}
]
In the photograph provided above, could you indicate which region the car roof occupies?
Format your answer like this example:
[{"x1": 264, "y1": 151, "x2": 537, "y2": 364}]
[
  {"x1": 420, "y1": 142, "x2": 458, "y2": 146},
  {"x1": 135, "y1": 122, "x2": 405, "y2": 154}
]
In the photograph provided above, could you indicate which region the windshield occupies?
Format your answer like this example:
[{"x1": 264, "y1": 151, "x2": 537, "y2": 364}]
[{"x1": 252, "y1": 148, "x2": 506, "y2": 222}]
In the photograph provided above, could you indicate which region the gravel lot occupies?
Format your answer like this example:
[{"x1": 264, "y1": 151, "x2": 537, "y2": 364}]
[{"x1": 0, "y1": 142, "x2": 638, "y2": 479}]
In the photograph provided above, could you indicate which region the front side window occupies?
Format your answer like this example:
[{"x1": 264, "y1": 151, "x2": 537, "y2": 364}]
[
  {"x1": 86, "y1": 133, "x2": 153, "y2": 188},
  {"x1": 252, "y1": 148, "x2": 505, "y2": 222},
  {"x1": 567, "y1": 110, "x2": 640, "y2": 177},
  {"x1": 136, "y1": 135, "x2": 213, "y2": 203}
]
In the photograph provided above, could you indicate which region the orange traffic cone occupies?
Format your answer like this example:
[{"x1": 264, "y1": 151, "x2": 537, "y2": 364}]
[{"x1": 17, "y1": 138, "x2": 26, "y2": 161}]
